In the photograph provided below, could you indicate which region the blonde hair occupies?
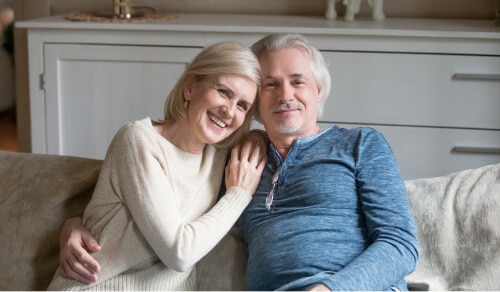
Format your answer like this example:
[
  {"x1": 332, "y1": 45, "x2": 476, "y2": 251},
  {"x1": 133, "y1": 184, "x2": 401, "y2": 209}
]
[{"x1": 163, "y1": 42, "x2": 261, "y2": 148}]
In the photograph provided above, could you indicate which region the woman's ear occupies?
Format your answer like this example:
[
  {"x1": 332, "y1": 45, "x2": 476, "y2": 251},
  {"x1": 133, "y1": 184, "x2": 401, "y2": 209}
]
[{"x1": 182, "y1": 74, "x2": 197, "y2": 101}]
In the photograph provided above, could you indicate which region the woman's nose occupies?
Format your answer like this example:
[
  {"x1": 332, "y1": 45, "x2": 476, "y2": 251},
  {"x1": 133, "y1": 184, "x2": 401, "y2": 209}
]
[{"x1": 221, "y1": 101, "x2": 236, "y2": 117}]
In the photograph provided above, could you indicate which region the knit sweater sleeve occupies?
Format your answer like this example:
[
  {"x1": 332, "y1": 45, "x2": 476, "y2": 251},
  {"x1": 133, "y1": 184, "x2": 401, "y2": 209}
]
[
  {"x1": 108, "y1": 123, "x2": 252, "y2": 272},
  {"x1": 322, "y1": 129, "x2": 419, "y2": 290}
]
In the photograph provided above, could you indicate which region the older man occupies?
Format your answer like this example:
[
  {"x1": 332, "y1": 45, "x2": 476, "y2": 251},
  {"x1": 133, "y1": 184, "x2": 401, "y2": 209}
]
[
  {"x1": 237, "y1": 33, "x2": 418, "y2": 291},
  {"x1": 59, "y1": 33, "x2": 418, "y2": 291}
]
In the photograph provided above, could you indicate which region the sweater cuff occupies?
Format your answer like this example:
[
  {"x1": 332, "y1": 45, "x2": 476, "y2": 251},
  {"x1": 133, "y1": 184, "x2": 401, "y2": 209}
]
[{"x1": 225, "y1": 186, "x2": 253, "y2": 202}]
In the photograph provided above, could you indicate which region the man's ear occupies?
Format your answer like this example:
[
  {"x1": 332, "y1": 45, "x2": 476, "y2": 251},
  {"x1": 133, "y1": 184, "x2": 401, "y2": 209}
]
[{"x1": 316, "y1": 85, "x2": 322, "y2": 103}]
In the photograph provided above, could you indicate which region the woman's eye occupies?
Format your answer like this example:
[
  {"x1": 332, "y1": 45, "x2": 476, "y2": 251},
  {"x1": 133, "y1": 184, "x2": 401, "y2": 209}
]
[
  {"x1": 218, "y1": 89, "x2": 229, "y2": 97},
  {"x1": 237, "y1": 102, "x2": 248, "y2": 111}
]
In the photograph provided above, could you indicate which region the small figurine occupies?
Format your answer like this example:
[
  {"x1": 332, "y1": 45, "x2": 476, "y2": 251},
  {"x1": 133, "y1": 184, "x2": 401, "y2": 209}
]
[{"x1": 325, "y1": 0, "x2": 385, "y2": 21}]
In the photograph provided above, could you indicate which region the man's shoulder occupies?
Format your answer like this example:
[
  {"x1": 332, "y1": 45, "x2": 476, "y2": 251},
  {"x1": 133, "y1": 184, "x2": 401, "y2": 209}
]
[{"x1": 325, "y1": 125, "x2": 380, "y2": 138}]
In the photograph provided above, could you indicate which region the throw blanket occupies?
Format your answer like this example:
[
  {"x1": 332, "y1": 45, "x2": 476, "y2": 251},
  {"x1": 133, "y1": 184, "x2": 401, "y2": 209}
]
[{"x1": 405, "y1": 163, "x2": 500, "y2": 290}]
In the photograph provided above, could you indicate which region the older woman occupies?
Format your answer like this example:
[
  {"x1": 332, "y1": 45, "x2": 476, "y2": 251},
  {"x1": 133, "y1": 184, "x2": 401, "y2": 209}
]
[{"x1": 48, "y1": 41, "x2": 266, "y2": 290}]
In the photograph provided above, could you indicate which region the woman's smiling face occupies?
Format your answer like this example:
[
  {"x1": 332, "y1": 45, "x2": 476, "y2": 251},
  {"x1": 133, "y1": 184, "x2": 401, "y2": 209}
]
[{"x1": 183, "y1": 73, "x2": 258, "y2": 146}]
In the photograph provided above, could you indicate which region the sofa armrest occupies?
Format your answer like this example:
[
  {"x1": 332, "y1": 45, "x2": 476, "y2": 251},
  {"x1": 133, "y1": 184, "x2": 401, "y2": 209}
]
[
  {"x1": 0, "y1": 151, "x2": 102, "y2": 290},
  {"x1": 405, "y1": 163, "x2": 500, "y2": 290}
]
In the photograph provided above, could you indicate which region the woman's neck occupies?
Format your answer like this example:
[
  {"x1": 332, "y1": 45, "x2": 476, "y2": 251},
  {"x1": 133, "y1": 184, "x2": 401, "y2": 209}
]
[{"x1": 155, "y1": 121, "x2": 205, "y2": 154}]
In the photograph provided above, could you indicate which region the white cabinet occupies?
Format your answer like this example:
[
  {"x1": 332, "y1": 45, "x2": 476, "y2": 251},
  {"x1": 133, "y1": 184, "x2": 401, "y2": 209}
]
[
  {"x1": 43, "y1": 44, "x2": 201, "y2": 158},
  {"x1": 319, "y1": 51, "x2": 500, "y2": 179},
  {"x1": 17, "y1": 14, "x2": 500, "y2": 179}
]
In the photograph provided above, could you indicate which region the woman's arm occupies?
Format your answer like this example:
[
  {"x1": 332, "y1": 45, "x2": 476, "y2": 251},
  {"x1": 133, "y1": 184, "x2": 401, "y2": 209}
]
[
  {"x1": 111, "y1": 125, "x2": 266, "y2": 271},
  {"x1": 58, "y1": 126, "x2": 267, "y2": 279}
]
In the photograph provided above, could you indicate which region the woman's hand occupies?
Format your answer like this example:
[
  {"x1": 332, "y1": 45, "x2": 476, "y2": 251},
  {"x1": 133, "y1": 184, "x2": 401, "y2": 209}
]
[
  {"x1": 244, "y1": 130, "x2": 268, "y2": 162},
  {"x1": 225, "y1": 137, "x2": 267, "y2": 195},
  {"x1": 59, "y1": 217, "x2": 101, "y2": 284}
]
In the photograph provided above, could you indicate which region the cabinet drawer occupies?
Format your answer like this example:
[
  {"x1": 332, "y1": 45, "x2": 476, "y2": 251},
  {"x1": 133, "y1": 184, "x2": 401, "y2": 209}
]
[
  {"x1": 321, "y1": 52, "x2": 500, "y2": 130},
  {"x1": 320, "y1": 123, "x2": 500, "y2": 180}
]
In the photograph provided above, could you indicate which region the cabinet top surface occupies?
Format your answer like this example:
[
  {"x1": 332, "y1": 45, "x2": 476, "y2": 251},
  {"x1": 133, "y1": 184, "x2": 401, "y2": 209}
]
[{"x1": 17, "y1": 13, "x2": 500, "y2": 39}]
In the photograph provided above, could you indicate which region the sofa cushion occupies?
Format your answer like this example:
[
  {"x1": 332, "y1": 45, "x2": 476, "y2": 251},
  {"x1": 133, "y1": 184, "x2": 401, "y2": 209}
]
[
  {"x1": 0, "y1": 150, "x2": 102, "y2": 291},
  {"x1": 405, "y1": 163, "x2": 500, "y2": 290},
  {"x1": 196, "y1": 225, "x2": 248, "y2": 290}
]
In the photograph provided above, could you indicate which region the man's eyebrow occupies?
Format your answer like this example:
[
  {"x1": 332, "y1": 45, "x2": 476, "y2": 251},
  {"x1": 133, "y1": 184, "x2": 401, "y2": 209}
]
[
  {"x1": 263, "y1": 74, "x2": 277, "y2": 79},
  {"x1": 263, "y1": 73, "x2": 304, "y2": 79}
]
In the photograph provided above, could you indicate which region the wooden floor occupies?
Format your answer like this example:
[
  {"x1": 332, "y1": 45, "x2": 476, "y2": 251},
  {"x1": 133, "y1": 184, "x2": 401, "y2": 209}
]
[{"x1": 0, "y1": 109, "x2": 18, "y2": 152}]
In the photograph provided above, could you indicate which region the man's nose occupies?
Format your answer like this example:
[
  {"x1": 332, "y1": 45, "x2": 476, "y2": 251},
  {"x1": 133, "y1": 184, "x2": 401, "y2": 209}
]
[{"x1": 277, "y1": 83, "x2": 292, "y2": 103}]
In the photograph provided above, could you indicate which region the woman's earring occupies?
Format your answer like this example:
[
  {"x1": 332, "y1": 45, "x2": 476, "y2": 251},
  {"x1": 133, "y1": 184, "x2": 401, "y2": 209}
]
[{"x1": 183, "y1": 100, "x2": 190, "y2": 110}]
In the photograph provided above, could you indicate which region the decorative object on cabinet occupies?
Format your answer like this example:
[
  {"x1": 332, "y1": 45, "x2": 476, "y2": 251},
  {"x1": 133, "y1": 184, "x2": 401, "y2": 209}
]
[
  {"x1": 65, "y1": 0, "x2": 177, "y2": 23},
  {"x1": 114, "y1": 0, "x2": 135, "y2": 19},
  {"x1": 325, "y1": 0, "x2": 385, "y2": 21},
  {"x1": 66, "y1": 11, "x2": 177, "y2": 23}
]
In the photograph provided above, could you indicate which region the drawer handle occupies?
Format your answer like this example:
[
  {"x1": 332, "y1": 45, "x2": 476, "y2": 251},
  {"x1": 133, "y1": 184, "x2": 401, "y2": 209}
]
[
  {"x1": 452, "y1": 73, "x2": 500, "y2": 81},
  {"x1": 452, "y1": 146, "x2": 500, "y2": 154}
]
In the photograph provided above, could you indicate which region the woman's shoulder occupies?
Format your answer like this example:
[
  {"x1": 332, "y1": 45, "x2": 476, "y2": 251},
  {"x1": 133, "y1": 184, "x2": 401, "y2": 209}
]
[
  {"x1": 107, "y1": 117, "x2": 159, "y2": 153},
  {"x1": 114, "y1": 117, "x2": 157, "y2": 139}
]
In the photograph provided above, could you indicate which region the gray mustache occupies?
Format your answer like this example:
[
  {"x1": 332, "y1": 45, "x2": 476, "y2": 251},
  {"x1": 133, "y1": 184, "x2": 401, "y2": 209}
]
[{"x1": 273, "y1": 103, "x2": 303, "y2": 112}]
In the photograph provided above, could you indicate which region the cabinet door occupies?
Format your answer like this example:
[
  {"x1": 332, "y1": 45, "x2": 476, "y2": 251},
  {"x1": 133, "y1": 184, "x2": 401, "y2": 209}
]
[{"x1": 44, "y1": 44, "x2": 201, "y2": 159}]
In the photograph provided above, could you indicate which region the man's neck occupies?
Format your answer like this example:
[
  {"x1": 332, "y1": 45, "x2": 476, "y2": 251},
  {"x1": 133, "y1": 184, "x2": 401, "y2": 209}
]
[
  {"x1": 268, "y1": 125, "x2": 322, "y2": 159},
  {"x1": 269, "y1": 135, "x2": 297, "y2": 159}
]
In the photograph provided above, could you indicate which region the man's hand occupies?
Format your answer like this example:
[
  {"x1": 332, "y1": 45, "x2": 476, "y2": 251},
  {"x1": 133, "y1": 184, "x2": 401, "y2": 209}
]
[{"x1": 59, "y1": 217, "x2": 101, "y2": 284}]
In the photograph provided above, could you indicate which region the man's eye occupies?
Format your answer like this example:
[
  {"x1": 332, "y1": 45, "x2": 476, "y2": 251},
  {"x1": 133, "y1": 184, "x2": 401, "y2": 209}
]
[{"x1": 264, "y1": 82, "x2": 278, "y2": 88}]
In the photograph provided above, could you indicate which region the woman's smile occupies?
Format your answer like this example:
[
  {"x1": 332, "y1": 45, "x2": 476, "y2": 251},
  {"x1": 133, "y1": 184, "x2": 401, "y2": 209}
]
[{"x1": 207, "y1": 112, "x2": 228, "y2": 128}]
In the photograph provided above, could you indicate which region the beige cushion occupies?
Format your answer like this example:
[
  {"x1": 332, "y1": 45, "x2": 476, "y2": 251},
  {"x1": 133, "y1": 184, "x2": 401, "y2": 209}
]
[
  {"x1": 0, "y1": 151, "x2": 102, "y2": 291},
  {"x1": 405, "y1": 163, "x2": 500, "y2": 290},
  {"x1": 196, "y1": 225, "x2": 248, "y2": 290}
]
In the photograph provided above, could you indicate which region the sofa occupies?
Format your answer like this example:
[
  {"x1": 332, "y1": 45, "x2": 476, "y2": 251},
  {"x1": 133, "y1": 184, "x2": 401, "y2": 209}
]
[{"x1": 0, "y1": 149, "x2": 499, "y2": 291}]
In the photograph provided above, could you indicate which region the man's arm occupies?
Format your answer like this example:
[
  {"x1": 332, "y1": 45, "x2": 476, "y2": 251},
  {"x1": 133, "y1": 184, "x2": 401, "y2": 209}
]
[
  {"x1": 326, "y1": 129, "x2": 419, "y2": 290},
  {"x1": 59, "y1": 217, "x2": 101, "y2": 284}
]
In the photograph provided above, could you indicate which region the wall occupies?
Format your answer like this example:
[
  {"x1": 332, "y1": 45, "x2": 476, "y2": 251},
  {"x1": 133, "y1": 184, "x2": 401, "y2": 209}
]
[
  {"x1": 11, "y1": 0, "x2": 499, "y2": 152},
  {"x1": 15, "y1": 0, "x2": 499, "y2": 21},
  {"x1": 0, "y1": 0, "x2": 14, "y2": 112}
]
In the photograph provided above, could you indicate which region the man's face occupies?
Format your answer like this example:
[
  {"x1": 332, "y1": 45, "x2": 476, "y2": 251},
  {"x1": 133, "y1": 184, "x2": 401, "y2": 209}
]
[{"x1": 258, "y1": 47, "x2": 322, "y2": 138}]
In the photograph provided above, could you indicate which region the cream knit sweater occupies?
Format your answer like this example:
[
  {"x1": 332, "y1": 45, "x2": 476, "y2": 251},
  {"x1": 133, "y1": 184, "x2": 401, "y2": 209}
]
[{"x1": 48, "y1": 117, "x2": 252, "y2": 290}]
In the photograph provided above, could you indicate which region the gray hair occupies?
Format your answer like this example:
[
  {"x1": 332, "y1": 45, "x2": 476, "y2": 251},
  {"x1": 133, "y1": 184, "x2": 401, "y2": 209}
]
[{"x1": 251, "y1": 33, "x2": 331, "y2": 119}]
